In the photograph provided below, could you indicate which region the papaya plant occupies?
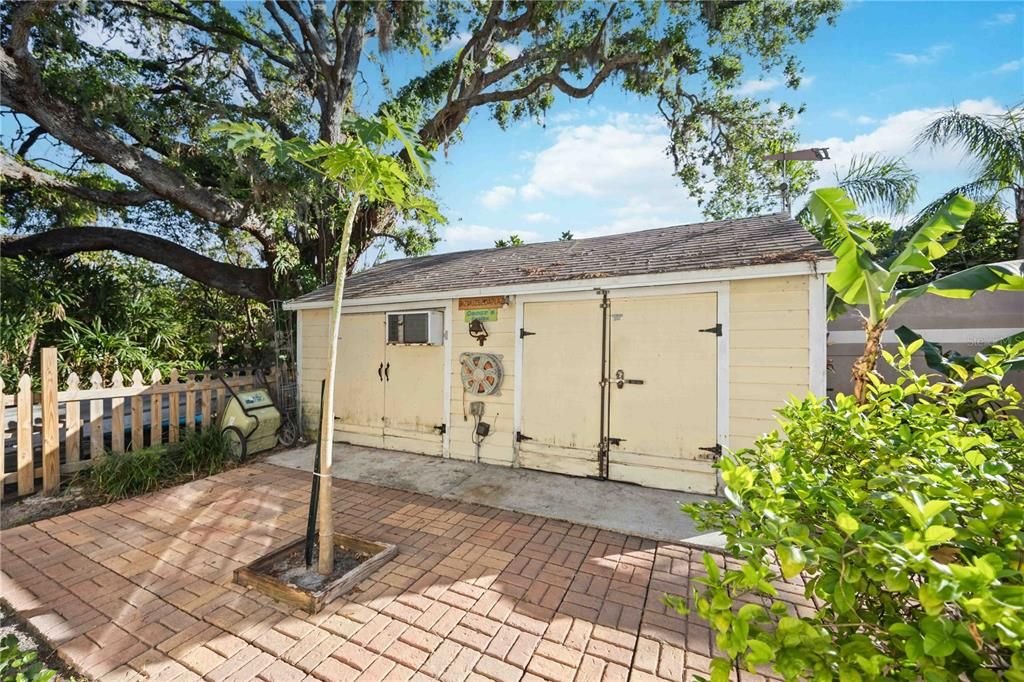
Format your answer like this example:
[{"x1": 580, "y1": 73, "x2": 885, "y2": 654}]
[
  {"x1": 213, "y1": 115, "x2": 440, "y2": 574},
  {"x1": 804, "y1": 188, "x2": 1024, "y2": 401},
  {"x1": 674, "y1": 341, "x2": 1024, "y2": 681}
]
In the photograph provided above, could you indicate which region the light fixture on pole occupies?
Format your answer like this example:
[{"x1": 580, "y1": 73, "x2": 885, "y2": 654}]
[{"x1": 763, "y1": 147, "x2": 830, "y2": 215}]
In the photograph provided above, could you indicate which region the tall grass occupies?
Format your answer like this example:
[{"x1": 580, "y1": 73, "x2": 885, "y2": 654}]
[{"x1": 87, "y1": 427, "x2": 233, "y2": 500}]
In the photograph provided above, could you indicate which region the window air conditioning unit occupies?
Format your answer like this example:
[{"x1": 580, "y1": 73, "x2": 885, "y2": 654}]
[{"x1": 386, "y1": 311, "x2": 444, "y2": 345}]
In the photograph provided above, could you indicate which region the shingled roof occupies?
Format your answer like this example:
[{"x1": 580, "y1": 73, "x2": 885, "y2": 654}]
[{"x1": 288, "y1": 213, "x2": 833, "y2": 305}]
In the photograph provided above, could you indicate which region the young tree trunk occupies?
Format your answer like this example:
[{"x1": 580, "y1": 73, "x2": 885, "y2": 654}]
[
  {"x1": 851, "y1": 321, "x2": 886, "y2": 403},
  {"x1": 315, "y1": 194, "x2": 361, "y2": 575},
  {"x1": 1014, "y1": 186, "x2": 1024, "y2": 259}
]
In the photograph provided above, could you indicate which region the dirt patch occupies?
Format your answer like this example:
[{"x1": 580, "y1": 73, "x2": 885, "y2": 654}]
[
  {"x1": 1, "y1": 484, "x2": 102, "y2": 531},
  {"x1": 0, "y1": 601, "x2": 83, "y2": 680},
  {"x1": 266, "y1": 541, "x2": 369, "y2": 592}
]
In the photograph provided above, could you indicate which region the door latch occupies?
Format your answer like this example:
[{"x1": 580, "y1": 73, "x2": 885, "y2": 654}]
[
  {"x1": 434, "y1": 423, "x2": 446, "y2": 436},
  {"x1": 698, "y1": 444, "x2": 722, "y2": 460},
  {"x1": 614, "y1": 369, "x2": 644, "y2": 389}
]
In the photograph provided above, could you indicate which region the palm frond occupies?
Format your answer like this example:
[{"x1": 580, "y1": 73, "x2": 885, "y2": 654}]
[
  {"x1": 835, "y1": 154, "x2": 918, "y2": 215},
  {"x1": 915, "y1": 108, "x2": 1024, "y2": 186}
]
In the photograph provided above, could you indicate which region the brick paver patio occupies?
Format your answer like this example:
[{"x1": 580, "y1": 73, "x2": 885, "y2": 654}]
[{"x1": 1, "y1": 463, "x2": 804, "y2": 681}]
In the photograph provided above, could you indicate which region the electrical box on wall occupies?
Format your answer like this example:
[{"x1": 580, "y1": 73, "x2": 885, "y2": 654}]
[{"x1": 386, "y1": 311, "x2": 443, "y2": 345}]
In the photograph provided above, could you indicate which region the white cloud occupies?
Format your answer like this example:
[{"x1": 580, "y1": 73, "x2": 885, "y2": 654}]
[
  {"x1": 808, "y1": 98, "x2": 1006, "y2": 185},
  {"x1": 890, "y1": 43, "x2": 950, "y2": 65},
  {"x1": 855, "y1": 115, "x2": 877, "y2": 125},
  {"x1": 443, "y1": 224, "x2": 541, "y2": 248},
  {"x1": 516, "y1": 112, "x2": 703, "y2": 237},
  {"x1": 984, "y1": 11, "x2": 1016, "y2": 26},
  {"x1": 734, "y1": 78, "x2": 781, "y2": 96},
  {"x1": 479, "y1": 185, "x2": 517, "y2": 209},
  {"x1": 524, "y1": 212, "x2": 556, "y2": 224},
  {"x1": 992, "y1": 59, "x2": 1022, "y2": 74},
  {"x1": 800, "y1": 75, "x2": 816, "y2": 89}
]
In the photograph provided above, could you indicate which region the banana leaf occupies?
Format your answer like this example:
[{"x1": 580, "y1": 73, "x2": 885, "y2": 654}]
[{"x1": 894, "y1": 325, "x2": 1024, "y2": 377}]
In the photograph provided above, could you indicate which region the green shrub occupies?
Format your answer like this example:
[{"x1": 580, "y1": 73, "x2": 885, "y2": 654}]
[
  {"x1": 0, "y1": 635, "x2": 56, "y2": 682},
  {"x1": 178, "y1": 428, "x2": 232, "y2": 477},
  {"x1": 675, "y1": 341, "x2": 1024, "y2": 681},
  {"x1": 87, "y1": 447, "x2": 170, "y2": 500}
]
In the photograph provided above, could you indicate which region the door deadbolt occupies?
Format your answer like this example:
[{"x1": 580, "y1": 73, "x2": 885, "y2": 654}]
[{"x1": 614, "y1": 369, "x2": 645, "y2": 389}]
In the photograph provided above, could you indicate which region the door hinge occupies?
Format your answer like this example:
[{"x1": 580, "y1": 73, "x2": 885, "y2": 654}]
[
  {"x1": 519, "y1": 328, "x2": 536, "y2": 339},
  {"x1": 434, "y1": 423, "x2": 446, "y2": 436},
  {"x1": 607, "y1": 437, "x2": 625, "y2": 446},
  {"x1": 515, "y1": 431, "x2": 533, "y2": 442},
  {"x1": 699, "y1": 323, "x2": 723, "y2": 336},
  {"x1": 698, "y1": 444, "x2": 722, "y2": 459}
]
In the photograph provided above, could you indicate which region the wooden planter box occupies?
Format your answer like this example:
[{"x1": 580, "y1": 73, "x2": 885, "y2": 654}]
[{"x1": 234, "y1": 533, "x2": 397, "y2": 613}]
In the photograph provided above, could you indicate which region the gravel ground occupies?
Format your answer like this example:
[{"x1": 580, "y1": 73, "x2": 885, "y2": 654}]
[
  {"x1": 0, "y1": 601, "x2": 82, "y2": 680},
  {"x1": 1, "y1": 483, "x2": 100, "y2": 531}
]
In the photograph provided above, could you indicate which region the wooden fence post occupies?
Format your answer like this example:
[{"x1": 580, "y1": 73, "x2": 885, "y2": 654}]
[
  {"x1": 16, "y1": 375, "x2": 32, "y2": 496},
  {"x1": 41, "y1": 347, "x2": 59, "y2": 495}
]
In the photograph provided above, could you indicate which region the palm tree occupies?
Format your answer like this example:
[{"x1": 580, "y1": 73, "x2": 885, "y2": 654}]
[{"x1": 916, "y1": 107, "x2": 1024, "y2": 257}]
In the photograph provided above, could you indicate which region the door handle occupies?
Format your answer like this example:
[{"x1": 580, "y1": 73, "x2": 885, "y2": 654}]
[
  {"x1": 614, "y1": 369, "x2": 644, "y2": 389},
  {"x1": 378, "y1": 362, "x2": 384, "y2": 381},
  {"x1": 384, "y1": 362, "x2": 390, "y2": 381}
]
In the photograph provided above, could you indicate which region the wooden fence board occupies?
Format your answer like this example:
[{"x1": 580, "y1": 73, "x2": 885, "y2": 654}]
[
  {"x1": 110, "y1": 371, "x2": 125, "y2": 453},
  {"x1": 65, "y1": 373, "x2": 81, "y2": 469},
  {"x1": 150, "y1": 369, "x2": 163, "y2": 447},
  {"x1": 201, "y1": 385, "x2": 212, "y2": 430},
  {"x1": 168, "y1": 369, "x2": 180, "y2": 444},
  {"x1": 131, "y1": 370, "x2": 144, "y2": 451},
  {"x1": 184, "y1": 377, "x2": 196, "y2": 435},
  {"x1": 89, "y1": 372, "x2": 104, "y2": 462}
]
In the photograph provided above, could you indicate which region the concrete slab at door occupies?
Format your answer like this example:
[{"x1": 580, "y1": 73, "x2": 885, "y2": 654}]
[
  {"x1": 608, "y1": 293, "x2": 718, "y2": 493},
  {"x1": 519, "y1": 299, "x2": 602, "y2": 477},
  {"x1": 384, "y1": 342, "x2": 444, "y2": 456},
  {"x1": 334, "y1": 313, "x2": 385, "y2": 448}
]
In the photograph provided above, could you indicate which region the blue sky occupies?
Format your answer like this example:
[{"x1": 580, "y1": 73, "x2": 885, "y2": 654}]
[{"x1": 394, "y1": 1, "x2": 1023, "y2": 259}]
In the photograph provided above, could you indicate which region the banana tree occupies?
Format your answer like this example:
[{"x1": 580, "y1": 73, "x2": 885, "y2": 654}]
[
  {"x1": 214, "y1": 115, "x2": 440, "y2": 574},
  {"x1": 805, "y1": 187, "x2": 1024, "y2": 402}
]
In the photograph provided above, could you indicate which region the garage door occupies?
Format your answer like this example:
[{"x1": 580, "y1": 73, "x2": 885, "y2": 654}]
[
  {"x1": 518, "y1": 299, "x2": 603, "y2": 477},
  {"x1": 607, "y1": 293, "x2": 719, "y2": 493},
  {"x1": 517, "y1": 290, "x2": 720, "y2": 493}
]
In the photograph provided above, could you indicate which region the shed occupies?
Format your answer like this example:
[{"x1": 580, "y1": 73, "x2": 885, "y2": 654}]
[{"x1": 283, "y1": 214, "x2": 835, "y2": 494}]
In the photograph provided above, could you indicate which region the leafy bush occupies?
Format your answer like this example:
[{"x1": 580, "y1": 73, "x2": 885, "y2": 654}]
[
  {"x1": 87, "y1": 447, "x2": 170, "y2": 500},
  {"x1": 675, "y1": 342, "x2": 1024, "y2": 681},
  {"x1": 0, "y1": 635, "x2": 56, "y2": 682},
  {"x1": 178, "y1": 428, "x2": 232, "y2": 476}
]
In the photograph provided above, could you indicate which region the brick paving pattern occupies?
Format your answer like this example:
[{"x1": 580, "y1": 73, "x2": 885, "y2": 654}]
[{"x1": 1, "y1": 464, "x2": 806, "y2": 680}]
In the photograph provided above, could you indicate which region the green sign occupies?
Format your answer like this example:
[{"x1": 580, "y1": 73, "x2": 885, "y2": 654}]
[{"x1": 464, "y1": 309, "x2": 497, "y2": 322}]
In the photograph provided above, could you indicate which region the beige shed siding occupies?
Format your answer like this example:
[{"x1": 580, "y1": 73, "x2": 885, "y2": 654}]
[
  {"x1": 295, "y1": 272, "x2": 818, "y2": 483},
  {"x1": 298, "y1": 307, "x2": 330, "y2": 435},
  {"x1": 447, "y1": 298, "x2": 516, "y2": 466},
  {"x1": 729, "y1": 275, "x2": 810, "y2": 450}
]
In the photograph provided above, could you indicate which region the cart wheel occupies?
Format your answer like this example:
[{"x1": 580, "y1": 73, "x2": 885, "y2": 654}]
[
  {"x1": 278, "y1": 418, "x2": 299, "y2": 447},
  {"x1": 223, "y1": 426, "x2": 247, "y2": 461}
]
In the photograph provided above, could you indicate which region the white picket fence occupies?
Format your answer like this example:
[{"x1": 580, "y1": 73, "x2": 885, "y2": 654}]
[{"x1": 1, "y1": 347, "x2": 273, "y2": 498}]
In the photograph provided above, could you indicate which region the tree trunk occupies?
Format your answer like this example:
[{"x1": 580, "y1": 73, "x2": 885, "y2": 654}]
[
  {"x1": 1015, "y1": 186, "x2": 1024, "y2": 259},
  {"x1": 851, "y1": 321, "x2": 886, "y2": 403},
  {"x1": 316, "y1": 194, "x2": 361, "y2": 575}
]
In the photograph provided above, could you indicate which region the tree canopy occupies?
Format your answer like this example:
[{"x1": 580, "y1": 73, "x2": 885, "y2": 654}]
[{"x1": 1, "y1": 0, "x2": 840, "y2": 302}]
